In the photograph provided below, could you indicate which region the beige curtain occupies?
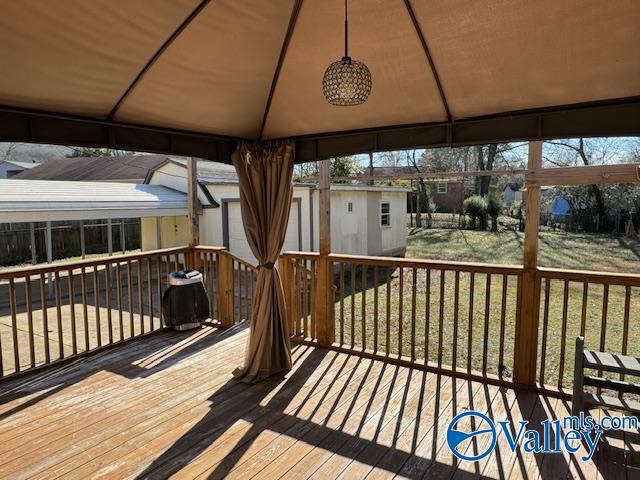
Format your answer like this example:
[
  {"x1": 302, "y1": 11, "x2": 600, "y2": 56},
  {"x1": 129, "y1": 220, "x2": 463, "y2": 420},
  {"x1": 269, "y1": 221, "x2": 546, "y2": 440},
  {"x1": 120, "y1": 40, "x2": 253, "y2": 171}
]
[{"x1": 231, "y1": 141, "x2": 294, "y2": 383}]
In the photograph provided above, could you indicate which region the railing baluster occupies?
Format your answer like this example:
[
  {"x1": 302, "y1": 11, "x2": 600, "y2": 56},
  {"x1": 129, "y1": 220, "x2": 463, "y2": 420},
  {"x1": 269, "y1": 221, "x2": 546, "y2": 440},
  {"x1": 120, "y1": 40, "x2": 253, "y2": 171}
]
[
  {"x1": 498, "y1": 274, "x2": 507, "y2": 376},
  {"x1": 438, "y1": 270, "x2": 445, "y2": 368},
  {"x1": 54, "y1": 271, "x2": 64, "y2": 359},
  {"x1": 239, "y1": 263, "x2": 244, "y2": 322},
  {"x1": 105, "y1": 264, "x2": 113, "y2": 343},
  {"x1": 81, "y1": 267, "x2": 89, "y2": 350},
  {"x1": 558, "y1": 280, "x2": 570, "y2": 389},
  {"x1": 68, "y1": 269, "x2": 77, "y2": 354},
  {"x1": 310, "y1": 260, "x2": 316, "y2": 339},
  {"x1": 620, "y1": 286, "x2": 631, "y2": 384},
  {"x1": 539, "y1": 278, "x2": 551, "y2": 386},
  {"x1": 361, "y1": 264, "x2": 367, "y2": 351},
  {"x1": 302, "y1": 260, "x2": 309, "y2": 337},
  {"x1": 350, "y1": 263, "x2": 356, "y2": 349},
  {"x1": 398, "y1": 266, "x2": 404, "y2": 359},
  {"x1": 39, "y1": 273, "x2": 51, "y2": 364},
  {"x1": 482, "y1": 274, "x2": 491, "y2": 375},
  {"x1": 339, "y1": 262, "x2": 345, "y2": 346},
  {"x1": 373, "y1": 266, "x2": 379, "y2": 354},
  {"x1": 385, "y1": 268, "x2": 391, "y2": 356},
  {"x1": 467, "y1": 272, "x2": 475, "y2": 373},
  {"x1": 156, "y1": 258, "x2": 163, "y2": 327},
  {"x1": 9, "y1": 279, "x2": 19, "y2": 373},
  {"x1": 93, "y1": 265, "x2": 102, "y2": 346},
  {"x1": 410, "y1": 267, "x2": 417, "y2": 362},
  {"x1": 127, "y1": 261, "x2": 134, "y2": 338},
  {"x1": 25, "y1": 275, "x2": 35, "y2": 367},
  {"x1": 116, "y1": 262, "x2": 124, "y2": 341},
  {"x1": 425, "y1": 268, "x2": 431, "y2": 363},
  {"x1": 580, "y1": 282, "x2": 588, "y2": 336},
  {"x1": 137, "y1": 260, "x2": 144, "y2": 334},
  {"x1": 452, "y1": 271, "x2": 460, "y2": 371},
  {"x1": 146, "y1": 258, "x2": 153, "y2": 330},
  {"x1": 600, "y1": 283, "x2": 609, "y2": 352}
]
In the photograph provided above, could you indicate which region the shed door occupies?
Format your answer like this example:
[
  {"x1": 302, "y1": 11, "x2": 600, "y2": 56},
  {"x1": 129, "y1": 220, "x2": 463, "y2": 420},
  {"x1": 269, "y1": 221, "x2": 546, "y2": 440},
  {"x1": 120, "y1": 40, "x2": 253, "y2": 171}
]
[{"x1": 227, "y1": 200, "x2": 300, "y2": 265}]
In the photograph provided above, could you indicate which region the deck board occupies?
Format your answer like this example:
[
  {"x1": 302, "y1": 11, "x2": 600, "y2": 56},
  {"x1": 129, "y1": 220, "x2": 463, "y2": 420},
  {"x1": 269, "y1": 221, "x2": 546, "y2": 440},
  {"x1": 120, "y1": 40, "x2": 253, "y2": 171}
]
[{"x1": 0, "y1": 325, "x2": 634, "y2": 479}]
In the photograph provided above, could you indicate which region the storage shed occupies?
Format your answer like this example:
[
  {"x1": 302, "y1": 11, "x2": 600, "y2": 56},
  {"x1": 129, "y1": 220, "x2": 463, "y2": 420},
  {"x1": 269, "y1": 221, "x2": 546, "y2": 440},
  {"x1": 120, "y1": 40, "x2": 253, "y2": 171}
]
[{"x1": 143, "y1": 159, "x2": 408, "y2": 263}]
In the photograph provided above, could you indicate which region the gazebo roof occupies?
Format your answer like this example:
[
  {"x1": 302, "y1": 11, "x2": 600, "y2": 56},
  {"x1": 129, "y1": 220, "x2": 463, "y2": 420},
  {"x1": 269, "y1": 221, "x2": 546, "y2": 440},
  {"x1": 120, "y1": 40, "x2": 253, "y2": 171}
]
[{"x1": 1, "y1": 1, "x2": 638, "y2": 163}]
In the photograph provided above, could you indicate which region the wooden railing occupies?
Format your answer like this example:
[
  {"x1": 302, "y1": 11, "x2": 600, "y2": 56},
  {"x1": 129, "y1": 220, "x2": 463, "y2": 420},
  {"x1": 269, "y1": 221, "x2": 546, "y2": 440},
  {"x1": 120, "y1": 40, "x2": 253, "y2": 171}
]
[
  {"x1": 3, "y1": 243, "x2": 637, "y2": 395},
  {"x1": 281, "y1": 252, "x2": 524, "y2": 385},
  {"x1": 194, "y1": 247, "x2": 257, "y2": 327},
  {"x1": 0, "y1": 247, "x2": 189, "y2": 378},
  {"x1": 537, "y1": 267, "x2": 640, "y2": 394},
  {"x1": 280, "y1": 251, "x2": 640, "y2": 394}
]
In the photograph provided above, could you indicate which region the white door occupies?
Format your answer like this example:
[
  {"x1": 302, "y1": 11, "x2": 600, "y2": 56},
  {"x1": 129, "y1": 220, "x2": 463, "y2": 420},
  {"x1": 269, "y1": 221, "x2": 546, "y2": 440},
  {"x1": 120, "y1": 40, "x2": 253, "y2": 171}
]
[{"x1": 227, "y1": 201, "x2": 300, "y2": 265}]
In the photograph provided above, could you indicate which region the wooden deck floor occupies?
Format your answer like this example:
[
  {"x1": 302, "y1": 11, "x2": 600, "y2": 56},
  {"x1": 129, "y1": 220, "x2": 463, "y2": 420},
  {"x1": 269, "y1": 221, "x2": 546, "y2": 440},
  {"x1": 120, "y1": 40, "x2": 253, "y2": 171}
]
[{"x1": 0, "y1": 325, "x2": 637, "y2": 479}]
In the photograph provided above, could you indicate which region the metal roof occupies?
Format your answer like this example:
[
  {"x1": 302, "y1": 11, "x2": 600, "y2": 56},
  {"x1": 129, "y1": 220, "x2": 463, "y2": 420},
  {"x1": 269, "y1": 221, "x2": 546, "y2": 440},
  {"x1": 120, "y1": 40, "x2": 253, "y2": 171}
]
[
  {"x1": 0, "y1": 180, "x2": 187, "y2": 223},
  {"x1": 13, "y1": 154, "x2": 169, "y2": 182}
]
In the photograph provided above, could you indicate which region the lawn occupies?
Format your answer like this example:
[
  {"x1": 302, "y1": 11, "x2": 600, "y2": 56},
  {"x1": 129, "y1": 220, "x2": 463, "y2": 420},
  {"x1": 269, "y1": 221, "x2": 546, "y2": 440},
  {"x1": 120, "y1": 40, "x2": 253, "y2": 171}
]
[
  {"x1": 406, "y1": 226, "x2": 640, "y2": 273},
  {"x1": 320, "y1": 227, "x2": 640, "y2": 389}
]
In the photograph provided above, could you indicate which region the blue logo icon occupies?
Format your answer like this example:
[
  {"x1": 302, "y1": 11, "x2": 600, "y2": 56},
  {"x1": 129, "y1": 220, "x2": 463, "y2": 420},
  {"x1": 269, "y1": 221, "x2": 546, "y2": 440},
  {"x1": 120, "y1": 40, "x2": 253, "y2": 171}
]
[{"x1": 447, "y1": 411, "x2": 497, "y2": 461}]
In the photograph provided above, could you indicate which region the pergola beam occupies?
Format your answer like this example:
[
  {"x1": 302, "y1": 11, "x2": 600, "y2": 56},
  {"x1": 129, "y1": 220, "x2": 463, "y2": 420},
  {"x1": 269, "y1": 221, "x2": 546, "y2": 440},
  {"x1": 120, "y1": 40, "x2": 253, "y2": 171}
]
[
  {"x1": 325, "y1": 163, "x2": 640, "y2": 187},
  {"x1": 1, "y1": 96, "x2": 638, "y2": 164}
]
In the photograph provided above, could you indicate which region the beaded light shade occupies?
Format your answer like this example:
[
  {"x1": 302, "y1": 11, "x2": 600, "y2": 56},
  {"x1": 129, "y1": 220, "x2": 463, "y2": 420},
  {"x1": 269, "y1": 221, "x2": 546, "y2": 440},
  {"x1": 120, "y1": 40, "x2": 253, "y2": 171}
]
[
  {"x1": 323, "y1": 56, "x2": 372, "y2": 106},
  {"x1": 322, "y1": 0, "x2": 372, "y2": 106}
]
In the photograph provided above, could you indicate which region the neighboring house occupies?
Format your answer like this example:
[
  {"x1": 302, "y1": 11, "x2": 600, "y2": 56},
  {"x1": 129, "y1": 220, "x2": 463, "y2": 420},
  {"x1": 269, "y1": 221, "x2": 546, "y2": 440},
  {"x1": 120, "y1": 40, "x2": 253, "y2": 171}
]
[
  {"x1": 143, "y1": 159, "x2": 409, "y2": 263},
  {"x1": 431, "y1": 180, "x2": 464, "y2": 213},
  {"x1": 503, "y1": 182, "x2": 523, "y2": 206},
  {"x1": 0, "y1": 159, "x2": 38, "y2": 179},
  {"x1": 11, "y1": 154, "x2": 168, "y2": 182}
]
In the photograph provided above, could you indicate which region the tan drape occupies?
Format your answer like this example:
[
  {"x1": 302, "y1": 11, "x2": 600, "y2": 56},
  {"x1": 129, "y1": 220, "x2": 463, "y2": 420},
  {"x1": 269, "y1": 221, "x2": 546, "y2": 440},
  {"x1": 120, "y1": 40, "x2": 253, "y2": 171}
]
[{"x1": 231, "y1": 141, "x2": 294, "y2": 383}]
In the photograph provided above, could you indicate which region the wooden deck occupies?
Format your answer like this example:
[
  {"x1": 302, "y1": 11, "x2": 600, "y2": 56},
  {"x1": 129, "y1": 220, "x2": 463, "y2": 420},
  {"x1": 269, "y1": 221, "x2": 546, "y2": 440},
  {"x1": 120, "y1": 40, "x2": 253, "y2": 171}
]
[{"x1": 0, "y1": 325, "x2": 637, "y2": 479}]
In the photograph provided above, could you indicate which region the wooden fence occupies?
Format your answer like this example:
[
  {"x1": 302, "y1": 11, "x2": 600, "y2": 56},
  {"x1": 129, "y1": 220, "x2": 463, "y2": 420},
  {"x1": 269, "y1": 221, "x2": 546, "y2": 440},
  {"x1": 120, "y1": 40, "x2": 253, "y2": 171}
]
[{"x1": 0, "y1": 219, "x2": 141, "y2": 266}]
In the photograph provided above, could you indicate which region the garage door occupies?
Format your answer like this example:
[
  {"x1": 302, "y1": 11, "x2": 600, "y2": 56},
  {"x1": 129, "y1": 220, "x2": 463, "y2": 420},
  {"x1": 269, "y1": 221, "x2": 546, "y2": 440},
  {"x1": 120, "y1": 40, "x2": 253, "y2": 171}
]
[{"x1": 226, "y1": 200, "x2": 301, "y2": 265}]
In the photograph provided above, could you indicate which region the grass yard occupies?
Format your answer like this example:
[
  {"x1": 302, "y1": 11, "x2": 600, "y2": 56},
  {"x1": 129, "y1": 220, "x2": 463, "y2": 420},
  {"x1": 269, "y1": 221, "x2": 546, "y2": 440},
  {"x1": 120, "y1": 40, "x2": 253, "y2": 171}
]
[
  {"x1": 406, "y1": 226, "x2": 640, "y2": 273},
  {"x1": 322, "y1": 227, "x2": 640, "y2": 389}
]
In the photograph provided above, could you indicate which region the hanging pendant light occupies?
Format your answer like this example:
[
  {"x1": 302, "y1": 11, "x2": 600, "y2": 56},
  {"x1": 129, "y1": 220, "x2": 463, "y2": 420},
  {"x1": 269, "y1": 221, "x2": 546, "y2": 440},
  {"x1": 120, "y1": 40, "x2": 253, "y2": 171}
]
[{"x1": 322, "y1": 0, "x2": 372, "y2": 106}]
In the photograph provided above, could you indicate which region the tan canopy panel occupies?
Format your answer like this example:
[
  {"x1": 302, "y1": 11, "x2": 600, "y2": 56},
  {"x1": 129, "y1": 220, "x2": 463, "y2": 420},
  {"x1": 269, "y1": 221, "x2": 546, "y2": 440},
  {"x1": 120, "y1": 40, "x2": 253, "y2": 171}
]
[{"x1": 0, "y1": 0, "x2": 638, "y2": 163}]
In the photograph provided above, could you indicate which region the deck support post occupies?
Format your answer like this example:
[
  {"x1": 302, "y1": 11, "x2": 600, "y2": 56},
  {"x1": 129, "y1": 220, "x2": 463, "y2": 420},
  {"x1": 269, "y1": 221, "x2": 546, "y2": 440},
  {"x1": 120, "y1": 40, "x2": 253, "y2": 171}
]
[
  {"x1": 315, "y1": 160, "x2": 334, "y2": 346},
  {"x1": 514, "y1": 141, "x2": 542, "y2": 387},
  {"x1": 80, "y1": 220, "x2": 85, "y2": 259},
  {"x1": 217, "y1": 252, "x2": 234, "y2": 327},
  {"x1": 45, "y1": 220, "x2": 53, "y2": 298},
  {"x1": 107, "y1": 218, "x2": 113, "y2": 256},
  {"x1": 120, "y1": 218, "x2": 126, "y2": 254},
  {"x1": 29, "y1": 222, "x2": 36, "y2": 264},
  {"x1": 187, "y1": 157, "x2": 199, "y2": 270}
]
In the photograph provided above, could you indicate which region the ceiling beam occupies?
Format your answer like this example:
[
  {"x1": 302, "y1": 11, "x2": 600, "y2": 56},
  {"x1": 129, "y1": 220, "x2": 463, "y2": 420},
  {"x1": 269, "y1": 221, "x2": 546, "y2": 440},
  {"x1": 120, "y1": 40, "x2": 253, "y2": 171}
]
[
  {"x1": 107, "y1": 0, "x2": 212, "y2": 121},
  {"x1": 293, "y1": 95, "x2": 640, "y2": 162},
  {"x1": 258, "y1": 0, "x2": 304, "y2": 141},
  {"x1": 403, "y1": 0, "x2": 451, "y2": 122},
  {"x1": 1, "y1": 96, "x2": 638, "y2": 165},
  {"x1": 0, "y1": 105, "x2": 241, "y2": 163}
]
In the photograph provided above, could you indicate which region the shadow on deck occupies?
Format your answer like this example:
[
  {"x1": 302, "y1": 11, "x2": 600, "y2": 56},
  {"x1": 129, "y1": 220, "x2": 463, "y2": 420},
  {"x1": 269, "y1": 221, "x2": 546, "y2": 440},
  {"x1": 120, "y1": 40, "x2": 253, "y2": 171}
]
[{"x1": 0, "y1": 326, "x2": 636, "y2": 479}]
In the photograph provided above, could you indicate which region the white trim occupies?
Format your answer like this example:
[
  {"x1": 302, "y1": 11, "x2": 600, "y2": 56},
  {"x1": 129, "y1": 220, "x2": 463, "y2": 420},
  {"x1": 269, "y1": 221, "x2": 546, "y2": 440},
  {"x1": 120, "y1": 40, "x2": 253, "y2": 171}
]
[{"x1": 437, "y1": 182, "x2": 448, "y2": 194}]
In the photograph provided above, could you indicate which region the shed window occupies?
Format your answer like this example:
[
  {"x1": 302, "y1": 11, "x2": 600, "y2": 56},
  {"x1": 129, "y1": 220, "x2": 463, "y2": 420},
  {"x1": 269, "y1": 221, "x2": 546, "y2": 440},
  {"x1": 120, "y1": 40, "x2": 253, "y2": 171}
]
[
  {"x1": 346, "y1": 201, "x2": 353, "y2": 213},
  {"x1": 437, "y1": 182, "x2": 447, "y2": 194},
  {"x1": 380, "y1": 201, "x2": 390, "y2": 227}
]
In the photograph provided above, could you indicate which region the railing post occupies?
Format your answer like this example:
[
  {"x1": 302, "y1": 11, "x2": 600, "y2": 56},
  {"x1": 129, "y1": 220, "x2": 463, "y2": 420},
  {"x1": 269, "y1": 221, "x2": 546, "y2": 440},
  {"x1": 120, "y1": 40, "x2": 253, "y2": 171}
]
[
  {"x1": 217, "y1": 251, "x2": 235, "y2": 327},
  {"x1": 280, "y1": 255, "x2": 295, "y2": 334},
  {"x1": 514, "y1": 141, "x2": 542, "y2": 388},
  {"x1": 315, "y1": 159, "x2": 334, "y2": 346},
  {"x1": 315, "y1": 255, "x2": 335, "y2": 345}
]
